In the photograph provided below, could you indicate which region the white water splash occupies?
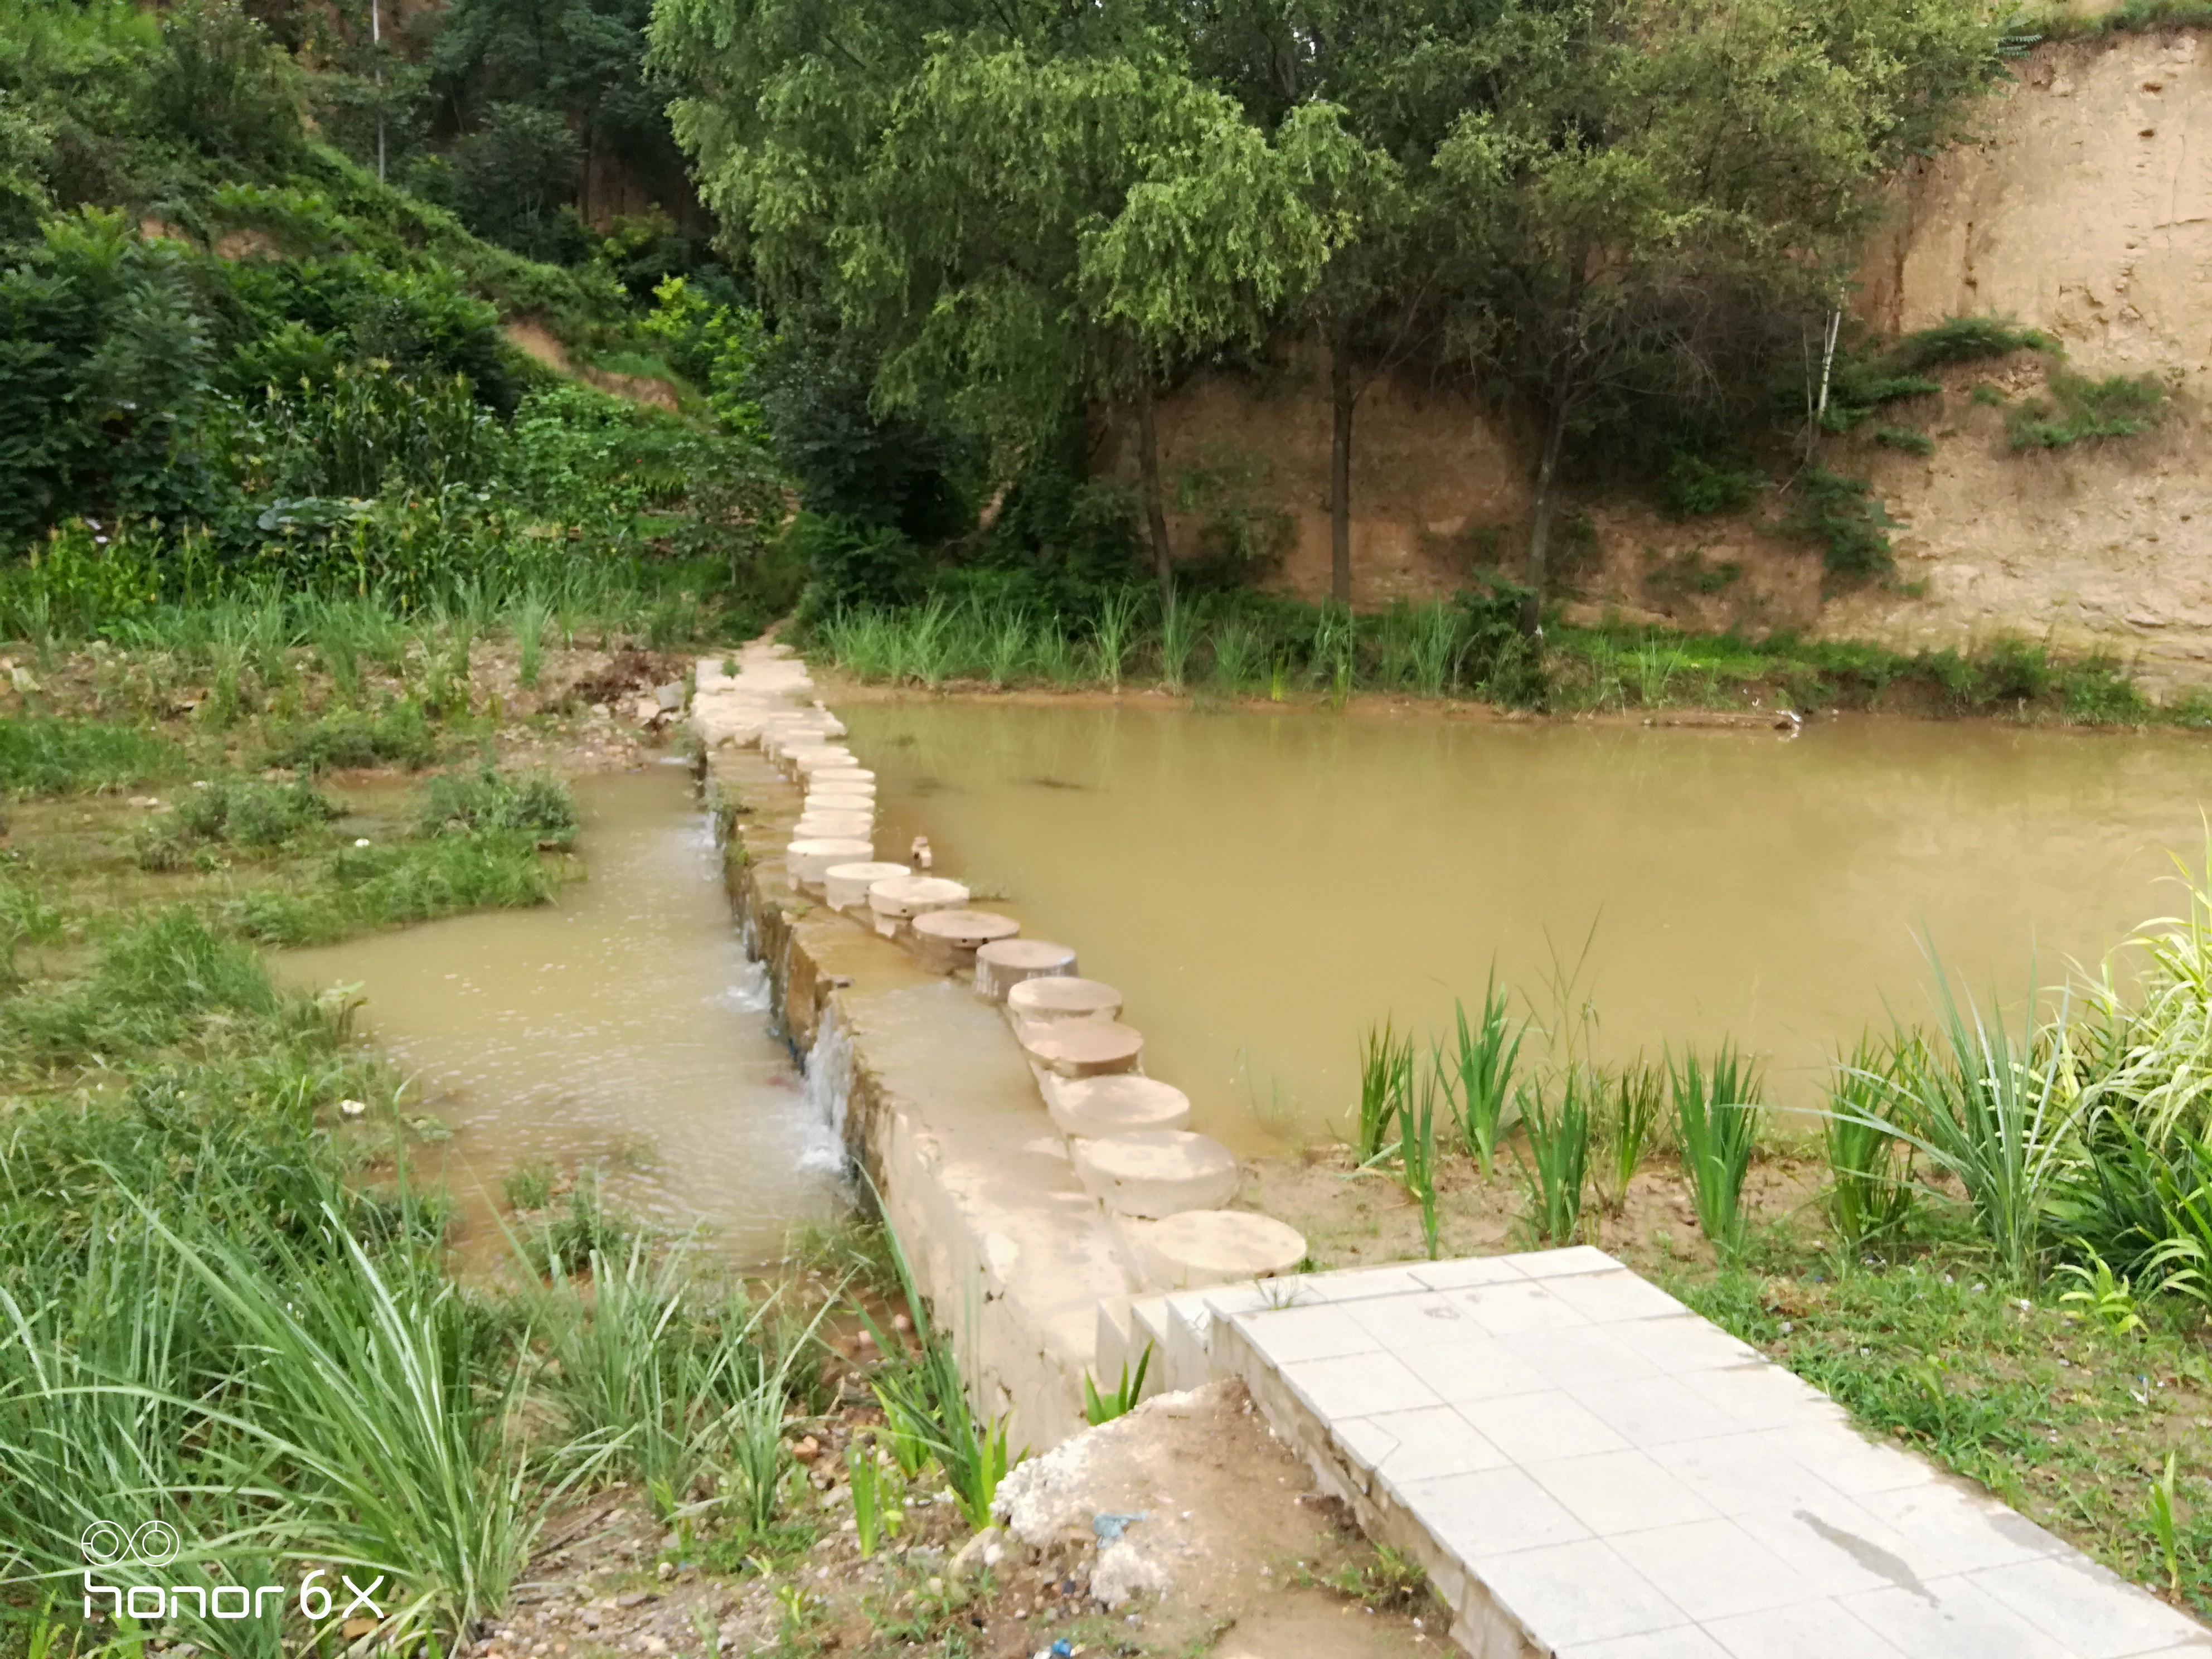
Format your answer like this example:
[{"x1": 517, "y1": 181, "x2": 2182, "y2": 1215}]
[
  {"x1": 798, "y1": 1007, "x2": 854, "y2": 1175},
  {"x1": 721, "y1": 955, "x2": 773, "y2": 1013}
]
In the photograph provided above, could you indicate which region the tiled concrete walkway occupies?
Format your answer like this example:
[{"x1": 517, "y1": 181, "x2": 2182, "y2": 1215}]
[{"x1": 1124, "y1": 1248, "x2": 2211, "y2": 1659}]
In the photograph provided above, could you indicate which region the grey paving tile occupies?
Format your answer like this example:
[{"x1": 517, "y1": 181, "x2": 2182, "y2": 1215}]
[
  {"x1": 1853, "y1": 1478, "x2": 2070, "y2": 1575},
  {"x1": 1779, "y1": 1417, "x2": 1941, "y2": 1496},
  {"x1": 1607, "y1": 1313, "x2": 1764, "y2": 1374},
  {"x1": 1345, "y1": 1291, "x2": 1487, "y2": 1349},
  {"x1": 1500, "y1": 1323, "x2": 1664, "y2": 1389},
  {"x1": 1396, "y1": 1334, "x2": 1554, "y2": 1404},
  {"x1": 1647, "y1": 1432, "x2": 1849, "y2": 1515},
  {"x1": 1454, "y1": 1279, "x2": 1595, "y2": 1337},
  {"x1": 1607, "y1": 1517, "x2": 1817, "y2": 1621},
  {"x1": 1566, "y1": 1374, "x2": 1742, "y2": 1446},
  {"x1": 1705, "y1": 1599, "x2": 1909, "y2": 1658},
  {"x1": 1399, "y1": 1464, "x2": 1590, "y2": 1559},
  {"x1": 1290, "y1": 1264, "x2": 1434, "y2": 1302},
  {"x1": 1512, "y1": 1245, "x2": 1623, "y2": 1278},
  {"x1": 1973, "y1": 1554, "x2": 2212, "y2": 1657},
  {"x1": 1359, "y1": 1404, "x2": 1510, "y2": 1482},
  {"x1": 1234, "y1": 1303, "x2": 1381, "y2": 1365},
  {"x1": 1733, "y1": 1490, "x2": 1937, "y2": 1600},
  {"x1": 1675, "y1": 1359, "x2": 1849, "y2": 1432},
  {"x1": 1544, "y1": 1268, "x2": 1694, "y2": 1325},
  {"x1": 1460, "y1": 1390, "x2": 1630, "y2": 1464},
  {"x1": 1332, "y1": 1415, "x2": 1397, "y2": 1478},
  {"x1": 1199, "y1": 1283, "x2": 1282, "y2": 1320},
  {"x1": 1840, "y1": 1573, "x2": 2077, "y2": 1659},
  {"x1": 1410, "y1": 1254, "x2": 1529, "y2": 1291},
  {"x1": 1558, "y1": 1629, "x2": 1732, "y2": 1659},
  {"x1": 1524, "y1": 1448, "x2": 1722, "y2": 1535},
  {"x1": 1280, "y1": 1351, "x2": 1439, "y2": 1419},
  {"x1": 1471, "y1": 1537, "x2": 1690, "y2": 1646}
]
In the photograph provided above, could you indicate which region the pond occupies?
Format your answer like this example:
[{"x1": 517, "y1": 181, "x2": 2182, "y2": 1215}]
[
  {"x1": 280, "y1": 764, "x2": 846, "y2": 1264},
  {"x1": 847, "y1": 701, "x2": 2212, "y2": 1150}
]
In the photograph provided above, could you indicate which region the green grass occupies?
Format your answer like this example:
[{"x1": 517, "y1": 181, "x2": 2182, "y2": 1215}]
[
  {"x1": 418, "y1": 767, "x2": 580, "y2": 847},
  {"x1": 1668, "y1": 1043, "x2": 1766, "y2": 1264},
  {"x1": 0, "y1": 719, "x2": 185, "y2": 797},
  {"x1": 2009, "y1": 371, "x2": 2168, "y2": 452},
  {"x1": 134, "y1": 776, "x2": 339, "y2": 870},
  {"x1": 261, "y1": 703, "x2": 439, "y2": 773},
  {"x1": 223, "y1": 834, "x2": 561, "y2": 945}
]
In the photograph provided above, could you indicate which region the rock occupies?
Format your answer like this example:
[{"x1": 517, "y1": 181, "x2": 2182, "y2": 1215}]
[
  {"x1": 1070, "y1": 1130, "x2": 1237, "y2": 1217},
  {"x1": 950, "y1": 1526, "x2": 1005, "y2": 1576},
  {"x1": 792, "y1": 1434, "x2": 822, "y2": 1464},
  {"x1": 974, "y1": 939, "x2": 1078, "y2": 1003},
  {"x1": 1139, "y1": 1209, "x2": 1306, "y2": 1288},
  {"x1": 337, "y1": 1098, "x2": 368, "y2": 1119},
  {"x1": 1048, "y1": 1076, "x2": 1190, "y2": 1139},
  {"x1": 614, "y1": 1592, "x2": 656, "y2": 1609},
  {"x1": 1089, "y1": 1539, "x2": 1167, "y2": 1610},
  {"x1": 630, "y1": 695, "x2": 662, "y2": 724},
  {"x1": 1007, "y1": 977, "x2": 1123, "y2": 1026},
  {"x1": 653, "y1": 680, "x2": 686, "y2": 710}
]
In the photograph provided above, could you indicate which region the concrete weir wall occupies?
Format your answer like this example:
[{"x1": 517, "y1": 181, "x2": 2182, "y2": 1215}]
[{"x1": 690, "y1": 643, "x2": 1310, "y2": 1452}]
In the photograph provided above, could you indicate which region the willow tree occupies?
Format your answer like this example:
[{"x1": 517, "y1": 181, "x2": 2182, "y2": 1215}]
[{"x1": 653, "y1": 4, "x2": 1365, "y2": 597}]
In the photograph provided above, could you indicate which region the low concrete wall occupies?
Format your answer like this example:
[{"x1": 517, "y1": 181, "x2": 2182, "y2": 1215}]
[{"x1": 703, "y1": 741, "x2": 1135, "y2": 1451}]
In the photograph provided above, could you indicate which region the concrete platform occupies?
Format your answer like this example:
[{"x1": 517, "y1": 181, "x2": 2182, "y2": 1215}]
[{"x1": 1113, "y1": 1249, "x2": 2211, "y2": 1659}]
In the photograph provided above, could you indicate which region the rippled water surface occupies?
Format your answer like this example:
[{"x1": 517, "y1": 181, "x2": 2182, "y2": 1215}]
[
  {"x1": 281, "y1": 765, "x2": 845, "y2": 1262},
  {"x1": 848, "y1": 702, "x2": 2212, "y2": 1147}
]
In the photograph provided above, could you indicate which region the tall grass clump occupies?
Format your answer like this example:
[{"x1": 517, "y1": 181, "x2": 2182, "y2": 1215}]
[
  {"x1": 1514, "y1": 1073, "x2": 1591, "y2": 1246},
  {"x1": 1400, "y1": 1067, "x2": 1443, "y2": 1259},
  {"x1": 1824, "y1": 1039, "x2": 1915, "y2": 1251},
  {"x1": 418, "y1": 766, "x2": 579, "y2": 847},
  {"x1": 1445, "y1": 974, "x2": 1524, "y2": 1174},
  {"x1": 1355, "y1": 1018, "x2": 1414, "y2": 1161},
  {"x1": 262, "y1": 703, "x2": 437, "y2": 773},
  {"x1": 1599, "y1": 1060, "x2": 1664, "y2": 1212},
  {"x1": 134, "y1": 775, "x2": 338, "y2": 870},
  {"x1": 0, "y1": 719, "x2": 185, "y2": 797},
  {"x1": 1668, "y1": 1043, "x2": 1765, "y2": 1263},
  {"x1": 1842, "y1": 965, "x2": 2074, "y2": 1284}
]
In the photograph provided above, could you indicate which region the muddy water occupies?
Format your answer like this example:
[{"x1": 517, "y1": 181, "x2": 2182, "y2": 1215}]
[
  {"x1": 281, "y1": 766, "x2": 845, "y2": 1263},
  {"x1": 847, "y1": 703, "x2": 2212, "y2": 1149}
]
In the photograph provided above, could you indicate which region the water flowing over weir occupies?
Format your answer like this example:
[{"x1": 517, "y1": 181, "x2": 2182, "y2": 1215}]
[{"x1": 277, "y1": 765, "x2": 847, "y2": 1263}]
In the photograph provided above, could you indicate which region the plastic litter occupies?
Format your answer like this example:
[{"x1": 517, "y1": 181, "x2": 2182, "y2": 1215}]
[{"x1": 1092, "y1": 1511, "x2": 1146, "y2": 1544}]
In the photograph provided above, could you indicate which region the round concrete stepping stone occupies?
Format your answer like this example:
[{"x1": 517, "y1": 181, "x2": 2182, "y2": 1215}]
[
  {"x1": 1141, "y1": 1210, "x2": 1306, "y2": 1289},
  {"x1": 1048, "y1": 1075, "x2": 1191, "y2": 1139},
  {"x1": 805, "y1": 789, "x2": 875, "y2": 813},
  {"x1": 974, "y1": 938, "x2": 1078, "y2": 1003},
  {"x1": 1071, "y1": 1130, "x2": 1237, "y2": 1218},
  {"x1": 793, "y1": 812, "x2": 874, "y2": 840},
  {"x1": 867, "y1": 875, "x2": 969, "y2": 938},
  {"x1": 911, "y1": 909, "x2": 1020, "y2": 973},
  {"x1": 1020, "y1": 1019, "x2": 1144, "y2": 1079},
  {"x1": 1007, "y1": 976, "x2": 1123, "y2": 1026},
  {"x1": 790, "y1": 744, "x2": 857, "y2": 770},
  {"x1": 785, "y1": 837, "x2": 874, "y2": 890},
  {"x1": 811, "y1": 767, "x2": 876, "y2": 792},
  {"x1": 824, "y1": 861, "x2": 910, "y2": 913}
]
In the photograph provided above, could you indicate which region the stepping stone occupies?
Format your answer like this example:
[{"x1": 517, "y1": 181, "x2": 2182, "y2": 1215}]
[
  {"x1": 975, "y1": 938, "x2": 1078, "y2": 1003},
  {"x1": 1071, "y1": 1129, "x2": 1237, "y2": 1217},
  {"x1": 1049, "y1": 1075, "x2": 1191, "y2": 1139},
  {"x1": 867, "y1": 875, "x2": 969, "y2": 938},
  {"x1": 787, "y1": 746, "x2": 857, "y2": 777},
  {"x1": 793, "y1": 812, "x2": 874, "y2": 840},
  {"x1": 1139, "y1": 1210, "x2": 1306, "y2": 1289},
  {"x1": 911, "y1": 909, "x2": 1021, "y2": 973},
  {"x1": 811, "y1": 767, "x2": 876, "y2": 791},
  {"x1": 823, "y1": 861, "x2": 909, "y2": 913},
  {"x1": 785, "y1": 837, "x2": 873, "y2": 890},
  {"x1": 804, "y1": 789, "x2": 875, "y2": 813},
  {"x1": 1007, "y1": 976, "x2": 1122, "y2": 1026},
  {"x1": 1020, "y1": 1019, "x2": 1144, "y2": 1079}
]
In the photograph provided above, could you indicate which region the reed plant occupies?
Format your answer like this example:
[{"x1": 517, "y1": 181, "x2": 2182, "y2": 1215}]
[
  {"x1": 982, "y1": 607, "x2": 1030, "y2": 687},
  {"x1": 1090, "y1": 589, "x2": 1145, "y2": 688},
  {"x1": 1599, "y1": 1060, "x2": 1665, "y2": 1212},
  {"x1": 1668, "y1": 1042, "x2": 1766, "y2": 1263},
  {"x1": 1842, "y1": 966, "x2": 2074, "y2": 1283},
  {"x1": 1210, "y1": 617, "x2": 1262, "y2": 690},
  {"x1": 1514, "y1": 1073, "x2": 1591, "y2": 1246},
  {"x1": 1824, "y1": 1039, "x2": 1915, "y2": 1250},
  {"x1": 1159, "y1": 588, "x2": 1201, "y2": 691},
  {"x1": 1401, "y1": 1066, "x2": 1444, "y2": 1259},
  {"x1": 1405, "y1": 603, "x2": 1460, "y2": 698},
  {"x1": 509, "y1": 590, "x2": 552, "y2": 690},
  {"x1": 1355, "y1": 1018, "x2": 1415, "y2": 1162},
  {"x1": 0, "y1": 717, "x2": 184, "y2": 797},
  {"x1": 1447, "y1": 974, "x2": 1525, "y2": 1175}
]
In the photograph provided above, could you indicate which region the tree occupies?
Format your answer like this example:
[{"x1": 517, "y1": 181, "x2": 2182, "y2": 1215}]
[{"x1": 654, "y1": 7, "x2": 1364, "y2": 599}]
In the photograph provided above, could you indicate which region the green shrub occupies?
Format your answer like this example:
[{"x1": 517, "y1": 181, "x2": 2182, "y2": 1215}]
[
  {"x1": 1887, "y1": 316, "x2": 2053, "y2": 372},
  {"x1": 262, "y1": 702, "x2": 436, "y2": 771},
  {"x1": 135, "y1": 775, "x2": 338, "y2": 869},
  {"x1": 1873, "y1": 425, "x2": 1934, "y2": 456},
  {"x1": 1661, "y1": 454, "x2": 1762, "y2": 520},
  {"x1": 2008, "y1": 372, "x2": 2167, "y2": 451},
  {"x1": 2058, "y1": 654, "x2": 2151, "y2": 725},
  {"x1": 1786, "y1": 467, "x2": 1896, "y2": 583},
  {"x1": 418, "y1": 766, "x2": 579, "y2": 846},
  {"x1": 0, "y1": 716, "x2": 184, "y2": 797},
  {"x1": 792, "y1": 511, "x2": 925, "y2": 620}
]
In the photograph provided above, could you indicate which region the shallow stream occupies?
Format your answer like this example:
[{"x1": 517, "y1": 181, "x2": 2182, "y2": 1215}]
[
  {"x1": 281, "y1": 765, "x2": 845, "y2": 1264},
  {"x1": 849, "y1": 702, "x2": 2212, "y2": 1149}
]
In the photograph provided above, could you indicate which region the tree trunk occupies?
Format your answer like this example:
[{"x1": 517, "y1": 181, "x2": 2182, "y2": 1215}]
[
  {"x1": 1519, "y1": 387, "x2": 1572, "y2": 636},
  {"x1": 1136, "y1": 383, "x2": 1173, "y2": 603},
  {"x1": 1330, "y1": 340, "x2": 1354, "y2": 607}
]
